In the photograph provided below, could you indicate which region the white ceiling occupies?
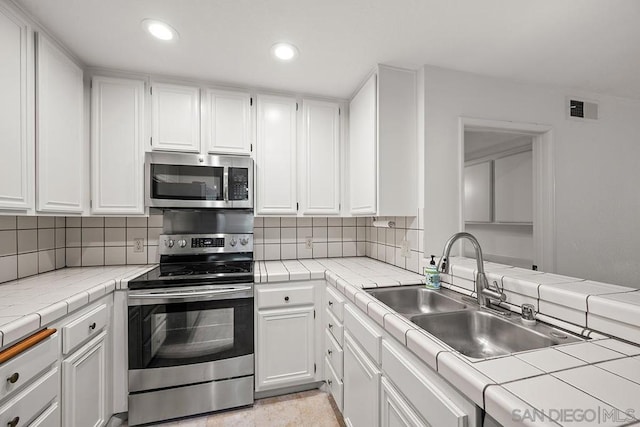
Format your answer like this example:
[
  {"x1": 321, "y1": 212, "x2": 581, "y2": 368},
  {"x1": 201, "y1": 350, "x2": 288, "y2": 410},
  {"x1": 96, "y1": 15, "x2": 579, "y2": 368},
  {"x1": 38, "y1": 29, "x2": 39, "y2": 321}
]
[{"x1": 15, "y1": 0, "x2": 640, "y2": 99}]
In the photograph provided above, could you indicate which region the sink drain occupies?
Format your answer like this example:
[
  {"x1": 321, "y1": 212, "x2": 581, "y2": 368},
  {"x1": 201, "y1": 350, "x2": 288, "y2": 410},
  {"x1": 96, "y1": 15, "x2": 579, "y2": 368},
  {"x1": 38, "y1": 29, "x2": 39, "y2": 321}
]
[{"x1": 550, "y1": 331, "x2": 568, "y2": 339}]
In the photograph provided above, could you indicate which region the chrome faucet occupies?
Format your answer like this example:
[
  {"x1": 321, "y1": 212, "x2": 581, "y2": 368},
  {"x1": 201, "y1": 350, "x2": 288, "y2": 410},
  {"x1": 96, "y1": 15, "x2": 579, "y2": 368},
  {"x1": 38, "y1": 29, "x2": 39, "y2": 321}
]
[{"x1": 437, "y1": 232, "x2": 506, "y2": 309}]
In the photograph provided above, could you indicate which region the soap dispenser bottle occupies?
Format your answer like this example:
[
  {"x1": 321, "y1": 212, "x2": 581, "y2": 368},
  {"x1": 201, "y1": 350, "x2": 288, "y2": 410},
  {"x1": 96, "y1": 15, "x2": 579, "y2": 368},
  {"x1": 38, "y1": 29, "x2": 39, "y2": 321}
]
[{"x1": 425, "y1": 255, "x2": 440, "y2": 289}]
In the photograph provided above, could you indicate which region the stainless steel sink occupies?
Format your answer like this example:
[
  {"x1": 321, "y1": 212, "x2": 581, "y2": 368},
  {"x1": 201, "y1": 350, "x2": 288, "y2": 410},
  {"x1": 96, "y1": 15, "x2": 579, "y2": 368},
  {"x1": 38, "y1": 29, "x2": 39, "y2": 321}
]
[
  {"x1": 410, "y1": 310, "x2": 582, "y2": 359},
  {"x1": 366, "y1": 286, "x2": 467, "y2": 317}
]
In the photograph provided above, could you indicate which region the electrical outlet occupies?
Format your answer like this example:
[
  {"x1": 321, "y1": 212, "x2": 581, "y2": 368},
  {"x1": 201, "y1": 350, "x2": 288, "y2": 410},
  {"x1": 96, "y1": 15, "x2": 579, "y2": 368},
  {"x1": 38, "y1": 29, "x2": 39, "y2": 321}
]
[
  {"x1": 305, "y1": 237, "x2": 313, "y2": 249},
  {"x1": 400, "y1": 240, "x2": 410, "y2": 257},
  {"x1": 133, "y1": 238, "x2": 144, "y2": 253}
]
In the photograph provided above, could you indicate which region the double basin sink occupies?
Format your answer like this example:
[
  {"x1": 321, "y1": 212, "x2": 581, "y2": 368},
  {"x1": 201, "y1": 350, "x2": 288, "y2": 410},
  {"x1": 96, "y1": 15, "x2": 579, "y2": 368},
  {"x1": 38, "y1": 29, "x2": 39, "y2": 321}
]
[{"x1": 366, "y1": 286, "x2": 581, "y2": 359}]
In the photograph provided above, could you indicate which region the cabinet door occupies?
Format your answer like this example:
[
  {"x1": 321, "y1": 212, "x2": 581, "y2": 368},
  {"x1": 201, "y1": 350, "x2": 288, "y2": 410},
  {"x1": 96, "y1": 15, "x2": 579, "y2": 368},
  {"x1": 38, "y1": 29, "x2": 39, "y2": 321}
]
[
  {"x1": 380, "y1": 377, "x2": 428, "y2": 427},
  {"x1": 36, "y1": 33, "x2": 84, "y2": 213},
  {"x1": 494, "y1": 150, "x2": 533, "y2": 223},
  {"x1": 256, "y1": 94, "x2": 297, "y2": 215},
  {"x1": 91, "y1": 76, "x2": 145, "y2": 215},
  {"x1": 203, "y1": 89, "x2": 251, "y2": 155},
  {"x1": 300, "y1": 100, "x2": 340, "y2": 215},
  {"x1": 151, "y1": 82, "x2": 200, "y2": 152},
  {"x1": 349, "y1": 74, "x2": 377, "y2": 215},
  {"x1": 62, "y1": 332, "x2": 108, "y2": 427},
  {"x1": 256, "y1": 306, "x2": 315, "y2": 391},
  {"x1": 464, "y1": 161, "x2": 492, "y2": 222},
  {"x1": 0, "y1": 5, "x2": 33, "y2": 210},
  {"x1": 343, "y1": 332, "x2": 381, "y2": 427}
]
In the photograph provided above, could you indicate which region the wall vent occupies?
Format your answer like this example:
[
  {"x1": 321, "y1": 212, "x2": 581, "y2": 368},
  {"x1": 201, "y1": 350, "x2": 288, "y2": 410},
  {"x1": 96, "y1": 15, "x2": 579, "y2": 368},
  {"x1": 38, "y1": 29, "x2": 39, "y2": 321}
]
[{"x1": 568, "y1": 98, "x2": 598, "y2": 120}]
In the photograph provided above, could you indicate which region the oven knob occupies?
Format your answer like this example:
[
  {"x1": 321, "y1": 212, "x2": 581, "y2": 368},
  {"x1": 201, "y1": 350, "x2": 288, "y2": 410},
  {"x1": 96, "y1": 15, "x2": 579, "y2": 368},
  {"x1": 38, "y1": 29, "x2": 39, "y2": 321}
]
[
  {"x1": 167, "y1": 239, "x2": 175, "y2": 248},
  {"x1": 229, "y1": 238, "x2": 237, "y2": 247},
  {"x1": 179, "y1": 239, "x2": 187, "y2": 248},
  {"x1": 240, "y1": 237, "x2": 249, "y2": 246}
]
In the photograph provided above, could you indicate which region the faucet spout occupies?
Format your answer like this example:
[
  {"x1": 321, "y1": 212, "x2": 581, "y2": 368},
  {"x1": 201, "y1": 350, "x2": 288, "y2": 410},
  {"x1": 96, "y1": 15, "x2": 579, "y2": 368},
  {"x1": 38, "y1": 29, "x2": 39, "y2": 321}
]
[{"x1": 437, "y1": 232, "x2": 505, "y2": 308}]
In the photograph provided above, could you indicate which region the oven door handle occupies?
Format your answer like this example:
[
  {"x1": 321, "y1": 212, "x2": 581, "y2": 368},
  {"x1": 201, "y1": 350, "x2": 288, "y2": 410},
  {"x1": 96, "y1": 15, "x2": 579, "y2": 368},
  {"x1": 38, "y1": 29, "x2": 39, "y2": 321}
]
[{"x1": 128, "y1": 286, "x2": 253, "y2": 305}]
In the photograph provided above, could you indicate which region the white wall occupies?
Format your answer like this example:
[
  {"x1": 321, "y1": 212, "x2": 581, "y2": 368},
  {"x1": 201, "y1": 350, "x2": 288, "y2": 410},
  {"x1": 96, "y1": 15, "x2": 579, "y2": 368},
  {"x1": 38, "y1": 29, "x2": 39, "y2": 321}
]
[{"x1": 422, "y1": 65, "x2": 640, "y2": 287}]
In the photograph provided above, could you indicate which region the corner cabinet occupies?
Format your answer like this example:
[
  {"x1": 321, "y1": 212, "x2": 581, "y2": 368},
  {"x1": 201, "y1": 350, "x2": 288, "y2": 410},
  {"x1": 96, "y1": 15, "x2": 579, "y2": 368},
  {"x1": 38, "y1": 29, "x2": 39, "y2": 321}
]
[
  {"x1": 0, "y1": 4, "x2": 34, "y2": 211},
  {"x1": 91, "y1": 76, "x2": 145, "y2": 215},
  {"x1": 150, "y1": 82, "x2": 200, "y2": 152},
  {"x1": 35, "y1": 33, "x2": 85, "y2": 213},
  {"x1": 255, "y1": 282, "x2": 321, "y2": 392},
  {"x1": 202, "y1": 89, "x2": 252, "y2": 155},
  {"x1": 300, "y1": 100, "x2": 341, "y2": 215},
  {"x1": 348, "y1": 65, "x2": 417, "y2": 216},
  {"x1": 255, "y1": 95, "x2": 298, "y2": 215}
]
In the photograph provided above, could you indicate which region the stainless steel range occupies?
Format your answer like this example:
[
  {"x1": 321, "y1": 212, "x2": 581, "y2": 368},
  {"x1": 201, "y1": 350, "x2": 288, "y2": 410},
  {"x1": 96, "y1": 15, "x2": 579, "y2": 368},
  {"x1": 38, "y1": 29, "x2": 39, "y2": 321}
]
[{"x1": 127, "y1": 209, "x2": 254, "y2": 426}]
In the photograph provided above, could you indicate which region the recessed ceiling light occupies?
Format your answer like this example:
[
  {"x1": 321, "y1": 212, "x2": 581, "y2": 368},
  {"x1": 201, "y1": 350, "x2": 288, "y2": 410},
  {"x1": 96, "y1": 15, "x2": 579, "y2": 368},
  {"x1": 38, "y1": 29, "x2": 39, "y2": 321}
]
[
  {"x1": 271, "y1": 42, "x2": 299, "y2": 61},
  {"x1": 141, "y1": 19, "x2": 179, "y2": 41}
]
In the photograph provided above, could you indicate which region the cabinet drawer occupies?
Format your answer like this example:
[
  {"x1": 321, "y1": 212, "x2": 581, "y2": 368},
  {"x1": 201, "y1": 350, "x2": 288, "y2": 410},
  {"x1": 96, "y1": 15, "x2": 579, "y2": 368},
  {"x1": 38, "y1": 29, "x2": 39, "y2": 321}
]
[
  {"x1": 325, "y1": 286, "x2": 345, "y2": 322},
  {"x1": 382, "y1": 340, "x2": 469, "y2": 426},
  {"x1": 324, "y1": 329, "x2": 343, "y2": 379},
  {"x1": 0, "y1": 333, "x2": 59, "y2": 402},
  {"x1": 256, "y1": 284, "x2": 315, "y2": 309},
  {"x1": 324, "y1": 356, "x2": 343, "y2": 412},
  {"x1": 325, "y1": 309, "x2": 343, "y2": 346},
  {"x1": 0, "y1": 367, "x2": 59, "y2": 427},
  {"x1": 29, "y1": 402, "x2": 60, "y2": 427},
  {"x1": 344, "y1": 304, "x2": 382, "y2": 364},
  {"x1": 62, "y1": 304, "x2": 108, "y2": 355}
]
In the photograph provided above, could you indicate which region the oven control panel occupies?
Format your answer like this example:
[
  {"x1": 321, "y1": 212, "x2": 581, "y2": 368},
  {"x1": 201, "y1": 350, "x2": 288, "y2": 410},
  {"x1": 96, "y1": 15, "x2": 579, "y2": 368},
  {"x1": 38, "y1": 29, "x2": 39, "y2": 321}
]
[{"x1": 160, "y1": 234, "x2": 253, "y2": 255}]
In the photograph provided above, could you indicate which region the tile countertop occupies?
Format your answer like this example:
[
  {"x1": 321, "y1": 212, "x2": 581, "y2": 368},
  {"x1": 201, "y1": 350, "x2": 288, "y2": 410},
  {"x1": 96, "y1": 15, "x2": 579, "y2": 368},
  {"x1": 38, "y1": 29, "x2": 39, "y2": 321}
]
[
  {"x1": 257, "y1": 257, "x2": 640, "y2": 426},
  {"x1": 0, "y1": 264, "x2": 155, "y2": 348},
  {"x1": 2, "y1": 257, "x2": 640, "y2": 425}
]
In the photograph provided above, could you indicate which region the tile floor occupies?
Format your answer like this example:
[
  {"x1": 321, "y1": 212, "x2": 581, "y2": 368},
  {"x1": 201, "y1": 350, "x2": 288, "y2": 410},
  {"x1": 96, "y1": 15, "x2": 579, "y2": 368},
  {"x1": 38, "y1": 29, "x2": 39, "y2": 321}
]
[{"x1": 120, "y1": 390, "x2": 345, "y2": 427}]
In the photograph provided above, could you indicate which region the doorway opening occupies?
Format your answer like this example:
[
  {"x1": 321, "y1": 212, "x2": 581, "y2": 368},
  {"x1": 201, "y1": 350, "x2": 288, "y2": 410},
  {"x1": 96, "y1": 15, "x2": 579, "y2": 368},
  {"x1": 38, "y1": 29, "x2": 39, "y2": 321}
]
[{"x1": 459, "y1": 118, "x2": 555, "y2": 273}]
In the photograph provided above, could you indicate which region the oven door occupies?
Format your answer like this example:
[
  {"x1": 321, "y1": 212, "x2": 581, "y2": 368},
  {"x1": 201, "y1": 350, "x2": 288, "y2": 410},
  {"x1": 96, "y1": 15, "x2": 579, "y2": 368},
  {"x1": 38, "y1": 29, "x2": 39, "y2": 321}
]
[{"x1": 128, "y1": 284, "x2": 254, "y2": 392}]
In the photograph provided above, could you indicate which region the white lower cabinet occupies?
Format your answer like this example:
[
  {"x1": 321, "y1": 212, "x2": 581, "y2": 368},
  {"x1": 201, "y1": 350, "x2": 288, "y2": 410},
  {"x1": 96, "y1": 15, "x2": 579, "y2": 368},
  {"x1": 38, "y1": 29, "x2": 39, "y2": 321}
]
[
  {"x1": 62, "y1": 331, "x2": 108, "y2": 427},
  {"x1": 255, "y1": 282, "x2": 320, "y2": 392},
  {"x1": 0, "y1": 367, "x2": 59, "y2": 427},
  {"x1": 335, "y1": 294, "x2": 480, "y2": 427},
  {"x1": 343, "y1": 331, "x2": 381, "y2": 427},
  {"x1": 380, "y1": 377, "x2": 427, "y2": 427}
]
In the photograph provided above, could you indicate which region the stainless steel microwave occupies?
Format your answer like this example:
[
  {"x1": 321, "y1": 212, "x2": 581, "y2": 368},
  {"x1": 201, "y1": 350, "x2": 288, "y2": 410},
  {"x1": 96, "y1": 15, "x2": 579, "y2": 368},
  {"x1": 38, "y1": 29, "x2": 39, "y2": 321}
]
[{"x1": 145, "y1": 152, "x2": 253, "y2": 209}]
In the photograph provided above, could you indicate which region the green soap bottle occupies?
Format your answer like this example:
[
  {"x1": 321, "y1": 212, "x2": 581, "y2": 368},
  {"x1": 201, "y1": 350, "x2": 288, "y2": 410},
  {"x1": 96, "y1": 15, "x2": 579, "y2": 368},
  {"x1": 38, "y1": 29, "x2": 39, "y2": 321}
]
[{"x1": 425, "y1": 255, "x2": 440, "y2": 289}]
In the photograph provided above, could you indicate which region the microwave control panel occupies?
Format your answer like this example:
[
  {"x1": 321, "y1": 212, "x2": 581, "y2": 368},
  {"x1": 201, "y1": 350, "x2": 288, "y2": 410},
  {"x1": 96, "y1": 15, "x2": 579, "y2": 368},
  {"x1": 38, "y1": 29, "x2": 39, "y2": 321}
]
[{"x1": 229, "y1": 168, "x2": 249, "y2": 201}]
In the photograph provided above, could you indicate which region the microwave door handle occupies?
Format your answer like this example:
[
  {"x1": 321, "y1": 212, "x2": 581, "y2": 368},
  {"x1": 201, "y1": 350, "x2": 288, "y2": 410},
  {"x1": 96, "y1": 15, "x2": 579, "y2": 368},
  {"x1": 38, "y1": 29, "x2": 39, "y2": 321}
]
[{"x1": 223, "y1": 166, "x2": 229, "y2": 202}]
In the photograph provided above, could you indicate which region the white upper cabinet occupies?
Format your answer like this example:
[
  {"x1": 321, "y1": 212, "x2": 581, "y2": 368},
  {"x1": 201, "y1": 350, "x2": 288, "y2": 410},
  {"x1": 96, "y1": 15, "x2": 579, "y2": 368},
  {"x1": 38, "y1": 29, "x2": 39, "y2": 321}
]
[
  {"x1": 203, "y1": 89, "x2": 252, "y2": 155},
  {"x1": 300, "y1": 100, "x2": 341, "y2": 215},
  {"x1": 348, "y1": 66, "x2": 417, "y2": 216},
  {"x1": 494, "y1": 150, "x2": 533, "y2": 223},
  {"x1": 256, "y1": 94, "x2": 298, "y2": 215},
  {"x1": 348, "y1": 74, "x2": 377, "y2": 215},
  {"x1": 0, "y1": 4, "x2": 33, "y2": 211},
  {"x1": 91, "y1": 76, "x2": 145, "y2": 215},
  {"x1": 36, "y1": 33, "x2": 84, "y2": 213},
  {"x1": 151, "y1": 82, "x2": 200, "y2": 152}
]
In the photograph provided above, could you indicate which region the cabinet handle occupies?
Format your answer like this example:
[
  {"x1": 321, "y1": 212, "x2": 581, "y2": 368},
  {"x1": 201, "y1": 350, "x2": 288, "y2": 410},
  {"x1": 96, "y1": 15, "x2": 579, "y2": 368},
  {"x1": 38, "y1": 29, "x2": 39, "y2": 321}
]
[
  {"x1": 7, "y1": 416, "x2": 19, "y2": 427},
  {"x1": 328, "y1": 301, "x2": 333, "y2": 306},
  {"x1": 284, "y1": 296, "x2": 289, "y2": 302},
  {"x1": 6, "y1": 373, "x2": 19, "y2": 384},
  {"x1": 328, "y1": 323, "x2": 333, "y2": 329},
  {"x1": 89, "y1": 322, "x2": 97, "y2": 330},
  {"x1": 327, "y1": 349, "x2": 333, "y2": 356},
  {"x1": 327, "y1": 380, "x2": 333, "y2": 386}
]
